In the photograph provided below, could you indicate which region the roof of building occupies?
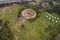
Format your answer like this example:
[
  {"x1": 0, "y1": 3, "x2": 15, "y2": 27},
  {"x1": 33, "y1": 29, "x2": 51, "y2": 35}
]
[
  {"x1": 0, "y1": 0, "x2": 17, "y2": 4},
  {"x1": 0, "y1": 0, "x2": 34, "y2": 4}
]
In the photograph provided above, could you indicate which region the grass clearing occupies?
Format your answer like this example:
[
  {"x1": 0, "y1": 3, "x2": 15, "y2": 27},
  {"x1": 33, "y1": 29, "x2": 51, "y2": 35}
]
[{"x1": 0, "y1": 4, "x2": 60, "y2": 40}]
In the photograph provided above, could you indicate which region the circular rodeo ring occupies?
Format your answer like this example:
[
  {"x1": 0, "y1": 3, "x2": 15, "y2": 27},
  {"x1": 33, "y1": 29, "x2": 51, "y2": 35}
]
[{"x1": 21, "y1": 9, "x2": 36, "y2": 19}]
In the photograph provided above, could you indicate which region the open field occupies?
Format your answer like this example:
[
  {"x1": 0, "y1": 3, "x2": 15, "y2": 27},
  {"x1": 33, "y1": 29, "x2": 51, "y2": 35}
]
[{"x1": 0, "y1": 4, "x2": 60, "y2": 40}]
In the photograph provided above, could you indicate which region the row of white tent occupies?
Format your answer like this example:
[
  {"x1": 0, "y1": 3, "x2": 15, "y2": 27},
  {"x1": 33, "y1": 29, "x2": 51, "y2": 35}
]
[{"x1": 46, "y1": 12, "x2": 59, "y2": 23}]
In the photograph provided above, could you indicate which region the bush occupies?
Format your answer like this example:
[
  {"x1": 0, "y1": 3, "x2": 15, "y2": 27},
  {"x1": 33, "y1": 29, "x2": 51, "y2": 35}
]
[
  {"x1": 0, "y1": 19, "x2": 3, "y2": 26},
  {"x1": 0, "y1": 21, "x2": 14, "y2": 40},
  {"x1": 27, "y1": 18, "x2": 37, "y2": 22},
  {"x1": 47, "y1": 5, "x2": 60, "y2": 15},
  {"x1": 52, "y1": 5, "x2": 60, "y2": 15}
]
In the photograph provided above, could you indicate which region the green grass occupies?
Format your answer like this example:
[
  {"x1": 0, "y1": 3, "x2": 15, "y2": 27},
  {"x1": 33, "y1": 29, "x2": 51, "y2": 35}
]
[
  {"x1": 0, "y1": 4, "x2": 60, "y2": 40},
  {"x1": 16, "y1": 4, "x2": 60, "y2": 40},
  {"x1": 17, "y1": 11, "x2": 60, "y2": 40}
]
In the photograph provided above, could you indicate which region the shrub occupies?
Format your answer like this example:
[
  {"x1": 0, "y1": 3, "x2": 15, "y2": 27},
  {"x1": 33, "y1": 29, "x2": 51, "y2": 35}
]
[{"x1": 0, "y1": 21, "x2": 14, "y2": 40}]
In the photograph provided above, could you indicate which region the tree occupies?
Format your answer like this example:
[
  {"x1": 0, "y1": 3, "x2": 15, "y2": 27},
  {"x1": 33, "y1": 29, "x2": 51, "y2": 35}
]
[
  {"x1": 52, "y1": 5, "x2": 60, "y2": 15},
  {"x1": 0, "y1": 19, "x2": 3, "y2": 26},
  {"x1": 0, "y1": 21, "x2": 14, "y2": 40},
  {"x1": 47, "y1": 5, "x2": 60, "y2": 15}
]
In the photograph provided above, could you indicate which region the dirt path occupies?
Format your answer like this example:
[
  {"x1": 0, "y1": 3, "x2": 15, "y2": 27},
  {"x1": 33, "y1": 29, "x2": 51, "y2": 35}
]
[
  {"x1": 13, "y1": 17, "x2": 26, "y2": 32},
  {"x1": 13, "y1": 21, "x2": 26, "y2": 40}
]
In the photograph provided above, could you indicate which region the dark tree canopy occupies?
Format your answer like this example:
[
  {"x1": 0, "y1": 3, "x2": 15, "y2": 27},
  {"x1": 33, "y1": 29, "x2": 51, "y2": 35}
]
[
  {"x1": 47, "y1": 5, "x2": 60, "y2": 15},
  {"x1": 0, "y1": 21, "x2": 14, "y2": 40},
  {"x1": 0, "y1": 19, "x2": 3, "y2": 26}
]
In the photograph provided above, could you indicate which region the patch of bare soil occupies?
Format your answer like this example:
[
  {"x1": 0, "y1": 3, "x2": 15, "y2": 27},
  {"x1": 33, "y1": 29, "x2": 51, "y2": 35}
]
[{"x1": 0, "y1": 4, "x2": 19, "y2": 14}]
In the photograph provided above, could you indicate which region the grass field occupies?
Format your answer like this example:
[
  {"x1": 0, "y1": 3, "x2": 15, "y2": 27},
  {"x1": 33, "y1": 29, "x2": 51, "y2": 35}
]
[
  {"x1": 0, "y1": 4, "x2": 60, "y2": 40},
  {"x1": 17, "y1": 12, "x2": 60, "y2": 40}
]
